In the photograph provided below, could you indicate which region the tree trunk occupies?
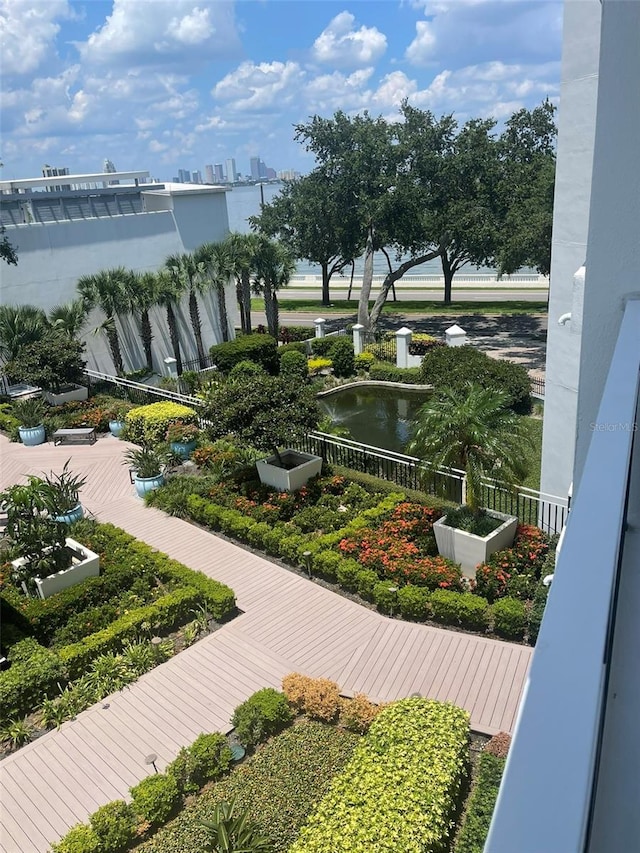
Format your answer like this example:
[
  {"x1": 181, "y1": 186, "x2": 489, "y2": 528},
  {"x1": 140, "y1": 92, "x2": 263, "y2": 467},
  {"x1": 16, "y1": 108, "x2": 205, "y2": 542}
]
[
  {"x1": 357, "y1": 226, "x2": 375, "y2": 329},
  {"x1": 106, "y1": 326, "x2": 124, "y2": 376},
  {"x1": 141, "y1": 310, "x2": 153, "y2": 372},
  {"x1": 236, "y1": 280, "x2": 246, "y2": 334},
  {"x1": 188, "y1": 291, "x2": 206, "y2": 368},
  {"x1": 321, "y1": 263, "x2": 330, "y2": 306},
  {"x1": 264, "y1": 286, "x2": 279, "y2": 338},
  {"x1": 367, "y1": 249, "x2": 441, "y2": 330},
  {"x1": 217, "y1": 286, "x2": 230, "y2": 342},
  {"x1": 166, "y1": 304, "x2": 183, "y2": 375},
  {"x1": 441, "y1": 253, "x2": 454, "y2": 305},
  {"x1": 241, "y1": 270, "x2": 252, "y2": 334}
]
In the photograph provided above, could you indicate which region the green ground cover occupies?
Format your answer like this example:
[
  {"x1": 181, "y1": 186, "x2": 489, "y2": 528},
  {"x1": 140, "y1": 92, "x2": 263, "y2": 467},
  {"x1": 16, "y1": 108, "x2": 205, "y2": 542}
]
[{"x1": 252, "y1": 298, "x2": 548, "y2": 315}]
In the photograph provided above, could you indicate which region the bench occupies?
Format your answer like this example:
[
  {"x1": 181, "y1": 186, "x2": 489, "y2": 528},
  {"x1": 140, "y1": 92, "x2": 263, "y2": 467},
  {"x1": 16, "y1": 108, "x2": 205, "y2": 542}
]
[{"x1": 53, "y1": 427, "x2": 97, "y2": 446}]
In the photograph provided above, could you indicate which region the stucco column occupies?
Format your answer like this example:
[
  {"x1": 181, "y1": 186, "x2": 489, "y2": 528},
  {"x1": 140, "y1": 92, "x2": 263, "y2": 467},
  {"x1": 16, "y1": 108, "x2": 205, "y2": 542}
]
[
  {"x1": 396, "y1": 327, "x2": 412, "y2": 369},
  {"x1": 314, "y1": 318, "x2": 326, "y2": 338},
  {"x1": 352, "y1": 323, "x2": 365, "y2": 355},
  {"x1": 164, "y1": 357, "x2": 178, "y2": 378}
]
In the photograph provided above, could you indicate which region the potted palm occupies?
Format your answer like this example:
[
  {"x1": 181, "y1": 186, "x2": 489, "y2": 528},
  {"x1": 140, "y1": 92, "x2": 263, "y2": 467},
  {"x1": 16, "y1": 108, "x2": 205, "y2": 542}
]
[
  {"x1": 165, "y1": 421, "x2": 200, "y2": 459},
  {"x1": 42, "y1": 459, "x2": 87, "y2": 523},
  {"x1": 407, "y1": 384, "x2": 529, "y2": 577},
  {"x1": 123, "y1": 446, "x2": 167, "y2": 497},
  {"x1": 12, "y1": 397, "x2": 47, "y2": 446},
  {"x1": 0, "y1": 478, "x2": 99, "y2": 598},
  {"x1": 107, "y1": 402, "x2": 132, "y2": 438}
]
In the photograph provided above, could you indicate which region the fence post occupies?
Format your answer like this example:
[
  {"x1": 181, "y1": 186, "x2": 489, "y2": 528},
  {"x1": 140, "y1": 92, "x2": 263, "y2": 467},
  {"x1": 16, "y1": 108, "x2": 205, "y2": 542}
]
[
  {"x1": 461, "y1": 474, "x2": 467, "y2": 506},
  {"x1": 163, "y1": 357, "x2": 178, "y2": 379},
  {"x1": 352, "y1": 324, "x2": 365, "y2": 355},
  {"x1": 396, "y1": 327, "x2": 412, "y2": 369},
  {"x1": 314, "y1": 318, "x2": 326, "y2": 338}
]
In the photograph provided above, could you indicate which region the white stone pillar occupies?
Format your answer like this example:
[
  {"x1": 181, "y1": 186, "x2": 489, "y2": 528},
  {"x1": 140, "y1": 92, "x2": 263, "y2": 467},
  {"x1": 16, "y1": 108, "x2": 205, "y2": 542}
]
[
  {"x1": 314, "y1": 318, "x2": 326, "y2": 338},
  {"x1": 396, "y1": 327, "x2": 412, "y2": 369},
  {"x1": 352, "y1": 323, "x2": 365, "y2": 355},
  {"x1": 163, "y1": 357, "x2": 178, "y2": 378}
]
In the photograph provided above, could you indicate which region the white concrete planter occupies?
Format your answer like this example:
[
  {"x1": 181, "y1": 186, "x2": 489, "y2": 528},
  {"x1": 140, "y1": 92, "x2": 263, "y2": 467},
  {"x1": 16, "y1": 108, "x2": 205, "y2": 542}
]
[
  {"x1": 43, "y1": 384, "x2": 89, "y2": 406},
  {"x1": 256, "y1": 450, "x2": 323, "y2": 492},
  {"x1": 13, "y1": 537, "x2": 100, "y2": 599},
  {"x1": 434, "y1": 510, "x2": 518, "y2": 579}
]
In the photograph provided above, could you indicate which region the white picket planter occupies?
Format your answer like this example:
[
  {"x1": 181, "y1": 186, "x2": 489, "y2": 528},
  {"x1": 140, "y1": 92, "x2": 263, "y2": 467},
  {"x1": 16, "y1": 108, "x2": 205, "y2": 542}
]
[
  {"x1": 256, "y1": 450, "x2": 323, "y2": 492},
  {"x1": 13, "y1": 537, "x2": 100, "y2": 599},
  {"x1": 434, "y1": 510, "x2": 518, "y2": 579}
]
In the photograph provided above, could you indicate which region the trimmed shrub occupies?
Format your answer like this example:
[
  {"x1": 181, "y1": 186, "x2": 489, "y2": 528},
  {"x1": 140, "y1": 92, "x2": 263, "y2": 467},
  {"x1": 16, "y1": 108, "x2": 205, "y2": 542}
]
[
  {"x1": 430, "y1": 590, "x2": 490, "y2": 632},
  {"x1": 310, "y1": 338, "x2": 334, "y2": 356},
  {"x1": 210, "y1": 334, "x2": 279, "y2": 375},
  {"x1": 282, "y1": 674, "x2": 340, "y2": 722},
  {"x1": 124, "y1": 401, "x2": 198, "y2": 445},
  {"x1": 278, "y1": 340, "x2": 308, "y2": 357},
  {"x1": 130, "y1": 773, "x2": 180, "y2": 827},
  {"x1": 356, "y1": 569, "x2": 379, "y2": 602},
  {"x1": 231, "y1": 688, "x2": 294, "y2": 750},
  {"x1": 328, "y1": 337, "x2": 355, "y2": 378},
  {"x1": 491, "y1": 597, "x2": 527, "y2": 640},
  {"x1": 0, "y1": 641, "x2": 65, "y2": 724},
  {"x1": 51, "y1": 824, "x2": 101, "y2": 853},
  {"x1": 454, "y1": 751, "x2": 506, "y2": 853},
  {"x1": 166, "y1": 732, "x2": 232, "y2": 795},
  {"x1": 527, "y1": 582, "x2": 549, "y2": 644},
  {"x1": 290, "y1": 698, "x2": 469, "y2": 853},
  {"x1": 354, "y1": 351, "x2": 375, "y2": 371},
  {"x1": 368, "y1": 362, "x2": 424, "y2": 383},
  {"x1": 312, "y1": 550, "x2": 343, "y2": 581},
  {"x1": 228, "y1": 359, "x2": 267, "y2": 380},
  {"x1": 398, "y1": 585, "x2": 431, "y2": 621},
  {"x1": 308, "y1": 357, "x2": 332, "y2": 375},
  {"x1": 373, "y1": 581, "x2": 399, "y2": 615},
  {"x1": 89, "y1": 800, "x2": 136, "y2": 852},
  {"x1": 338, "y1": 694, "x2": 385, "y2": 734},
  {"x1": 335, "y1": 558, "x2": 362, "y2": 591},
  {"x1": 485, "y1": 731, "x2": 511, "y2": 758},
  {"x1": 279, "y1": 349, "x2": 309, "y2": 383},
  {"x1": 409, "y1": 333, "x2": 443, "y2": 355}
]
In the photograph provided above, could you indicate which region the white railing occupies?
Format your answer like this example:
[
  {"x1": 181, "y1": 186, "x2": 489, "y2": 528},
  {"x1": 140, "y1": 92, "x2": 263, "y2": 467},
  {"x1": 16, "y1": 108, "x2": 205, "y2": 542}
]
[
  {"x1": 485, "y1": 298, "x2": 640, "y2": 852},
  {"x1": 289, "y1": 273, "x2": 549, "y2": 287},
  {"x1": 83, "y1": 369, "x2": 204, "y2": 407}
]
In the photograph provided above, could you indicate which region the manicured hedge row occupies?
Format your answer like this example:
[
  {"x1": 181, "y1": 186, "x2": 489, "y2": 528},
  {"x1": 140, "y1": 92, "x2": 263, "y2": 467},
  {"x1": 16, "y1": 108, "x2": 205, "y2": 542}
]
[
  {"x1": 454, "y1": 751, "x2": 506, "y2": 853},
  {"x1": 369, "y1": 361, "x2": 424, "y2": 383},
  {"x1": 209, "y1": 333, "x2": 279, "y2": 375},
  {"x1": 0, "y1": 639, "x2": 65, "y2": 724},
  {"x1": 290, "y1": 698, "x2": 470, "y2": 853}
]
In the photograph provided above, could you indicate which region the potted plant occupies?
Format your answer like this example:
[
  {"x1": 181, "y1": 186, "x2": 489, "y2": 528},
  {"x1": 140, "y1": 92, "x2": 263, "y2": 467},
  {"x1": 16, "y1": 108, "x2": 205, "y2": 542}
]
[
  {"x1": 42, "y1": 459, "x2": 87, "y2": 523},
  {"x1": 107, "y1": 402, "x2": 132, "y2": 438},
  {"x1": 123, "y1": 446, "x2": 167, "y2": 498},
  {"x1": 0, "y1": 478, "x2": 99, "y2": 598},
  {"x1": 12, "y1": 397, "x2": 47, "y2": 446},
  {"x1": 165, "y1": 421, "x2": 200, "y2": 459},
  {"x1": 407, "y1": 384, "x2": 529, "y2": 577}
]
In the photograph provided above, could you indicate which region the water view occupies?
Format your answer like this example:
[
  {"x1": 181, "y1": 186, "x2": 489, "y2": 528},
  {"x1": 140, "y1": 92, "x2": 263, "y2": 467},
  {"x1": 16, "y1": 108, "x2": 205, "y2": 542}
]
[{"x1": 318, "y1": 385, "x2": 432, "y2": 454}]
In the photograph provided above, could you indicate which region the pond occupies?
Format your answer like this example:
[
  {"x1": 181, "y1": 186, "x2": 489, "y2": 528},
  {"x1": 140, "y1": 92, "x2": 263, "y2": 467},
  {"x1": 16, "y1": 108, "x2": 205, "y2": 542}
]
[{"x1": 318, "y1": 385, "x2": 431, "y2": 453}]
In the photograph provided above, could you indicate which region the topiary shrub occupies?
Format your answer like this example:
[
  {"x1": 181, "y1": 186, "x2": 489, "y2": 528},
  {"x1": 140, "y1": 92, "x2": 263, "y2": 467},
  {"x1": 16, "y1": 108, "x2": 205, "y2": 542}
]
[
  {"x1": 336, "y1": 558, "x2": 362, "y2": 591},
  {"x1": 51, "y1": 823, "x2": 101, "y2": 853},
  {"x1": 124, "y1": 401, "x2": 198, "y2": 445},
  {"x1": 338, "y1": 694, "x2": 385, "y2": 734},
  {"x1": 329, "y1": 337, "x2": 355, "y2": 378},
  {"x1": 430, "y1": 590, "x2": 490, "y2": 631},
  {"x1": 231, "y1": 687, "x2": 294, "y2": 750},
  {"x1": 228, "y1": 360, "x2": 268, "y2": 380},
  {"x1": 210, "y1": 334, "x2": 279, "y2": 375},
  {"x1": 398, "y1": 585, "x2": 431, "y2": 621},
  {"x1": 130, "y1": 773, "x2": 180, "y2": 827},
  {"x1": 373, "y1": 581, "x2": 398, "y2": 615},
  {"x1": 166, "y1": 732, "x2": 232, "y2": 795},
  {"x1": 310, "y1": 338, "x2": 334, "y2": 356},
  {"x1": 279, "y1": 349, "x2": 309, "y2": 384},
  {"x1": 491, "y1": 597, "x2": 527, "y2": 640},
  {"x1": 89, "y1": 801, "x2": 136, "y2": 852},
  {"x1": 354, "y1": 351, "x2": 375, "y2": 371}
]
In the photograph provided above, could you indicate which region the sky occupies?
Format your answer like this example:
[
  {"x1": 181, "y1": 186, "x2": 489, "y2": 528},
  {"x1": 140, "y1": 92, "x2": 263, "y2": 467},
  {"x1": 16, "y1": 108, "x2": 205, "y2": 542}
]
[{"x1": 0, "y1": 0, "x2": 563, "y2": 182}]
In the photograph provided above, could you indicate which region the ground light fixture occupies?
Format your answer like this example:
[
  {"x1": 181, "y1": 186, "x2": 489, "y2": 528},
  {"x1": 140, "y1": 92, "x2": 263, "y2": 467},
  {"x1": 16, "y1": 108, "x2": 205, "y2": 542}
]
[
  {"x1": 387, "y1": 586, "x2": 399, "y2": 618},
  {"x1": 144, "y1": 753, "x2": 159, "y2": 774},
  {"x1": 302, "y1": 550, "x2": 313, "y2": 580}
]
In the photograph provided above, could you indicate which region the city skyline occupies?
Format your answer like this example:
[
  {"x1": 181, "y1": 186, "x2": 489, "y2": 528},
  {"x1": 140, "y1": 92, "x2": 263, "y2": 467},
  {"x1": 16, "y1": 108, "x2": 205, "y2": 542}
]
[{"x1": 1, "y1": 1, "x2": 562, "y2": 181}]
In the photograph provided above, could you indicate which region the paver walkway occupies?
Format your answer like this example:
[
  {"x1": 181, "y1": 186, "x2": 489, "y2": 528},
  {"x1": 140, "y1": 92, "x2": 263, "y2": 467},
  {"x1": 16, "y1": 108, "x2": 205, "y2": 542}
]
[{"x1": 0, "y1": 435, "x2": 532, "y2": 853}]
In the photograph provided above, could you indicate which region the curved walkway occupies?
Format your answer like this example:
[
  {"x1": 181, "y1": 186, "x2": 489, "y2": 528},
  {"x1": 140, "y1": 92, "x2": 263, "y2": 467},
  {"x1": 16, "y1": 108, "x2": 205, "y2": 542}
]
[{"x1": 0, "y1": 435, "x2": 532, "y2": 853}]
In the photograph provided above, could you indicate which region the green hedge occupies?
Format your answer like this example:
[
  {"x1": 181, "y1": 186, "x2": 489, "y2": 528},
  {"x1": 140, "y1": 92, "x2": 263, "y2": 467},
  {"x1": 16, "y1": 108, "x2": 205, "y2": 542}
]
[
  {"x1": 368, "y1": 362, "x2": 424, "y2": 383},
  {"x1": 431, "y1": 589, "x2": 491, "y2": 632},
  {"x1": 209, "y1": 333, "x2": 279, "y2": 375},
  {"x1": 290, "y1": 698, "x2": 469, "y2": 853},
  {"x1": 491, "y1": 597, "x2": 527, "y2": 640},
  {"x1": 124, "y1": 402, "x2": 198, "y2": 445},
  {"x1": 454, "y1": 752, "x2": 506, "y2": 853},
  {"x1": 130, "y1": 774, "x2": 181, "y2": 828},
  {"x1": 231, "y1": 688, "x2": 293, "y2": 750},
  {"x1": 0, "y1": 639, "x2": 65, "y2": 724}
]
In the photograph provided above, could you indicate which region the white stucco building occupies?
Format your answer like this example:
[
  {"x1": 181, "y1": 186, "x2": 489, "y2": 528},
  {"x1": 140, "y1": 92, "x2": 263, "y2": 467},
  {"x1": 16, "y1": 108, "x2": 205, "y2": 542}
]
[{"x1": 0, "y1": 171, "x2": 236, "y2": 374}]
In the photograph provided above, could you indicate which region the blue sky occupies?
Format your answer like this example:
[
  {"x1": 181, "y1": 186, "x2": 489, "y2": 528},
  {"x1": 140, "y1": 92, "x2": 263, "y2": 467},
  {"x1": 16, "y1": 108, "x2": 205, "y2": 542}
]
[{"x1": 0, "y1": 0, "x2": 563, "y2": 181}]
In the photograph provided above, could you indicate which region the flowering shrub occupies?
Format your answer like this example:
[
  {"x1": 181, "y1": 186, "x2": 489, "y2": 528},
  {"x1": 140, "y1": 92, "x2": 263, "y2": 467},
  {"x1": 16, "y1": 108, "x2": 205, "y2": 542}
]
[
  {"x1": 308, "y1": 357, "x2": 333, "y2": 375},
  {"x1": 165, "y1": 421, "x2": 199, "y2": 443},
  {"x1": 473, "y1": 524, "x2": 552, "y2": 602}
]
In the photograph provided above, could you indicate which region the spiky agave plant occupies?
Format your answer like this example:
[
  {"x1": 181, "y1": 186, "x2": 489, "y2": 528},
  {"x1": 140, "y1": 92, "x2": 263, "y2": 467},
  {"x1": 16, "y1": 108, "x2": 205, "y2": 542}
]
[{"x1": 200, "y1": 798, "x2": 273, "y2": 853}]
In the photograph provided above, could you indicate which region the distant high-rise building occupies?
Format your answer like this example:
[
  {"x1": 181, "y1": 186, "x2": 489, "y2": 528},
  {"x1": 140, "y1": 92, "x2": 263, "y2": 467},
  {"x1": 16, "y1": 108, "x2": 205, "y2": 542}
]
[
  {"x1": 258, "y1": 159, "x2": 268, "y2": 179},
  {"x1": 192, "y1": 170, "x2": 202, "y2": 184},
  {"x1": 178, "y1": 168, "x2": 190, "y2": 183},
  {"x1": 204, "y1": 164, "x2": 215, "y2": 184},
  {"x1": 215, "y1": 163, "x2": 224, "y2": 182},
  {"x1": 250, "y1": 156, "x2": 260, "y2": 181},
  {"x1": 278, "y1": 170, "x2": 301, "y2": 181},
  {"x1": 103, "y1": 159, "x2": 116, "y2": 173},
  {"x1": 266, "y1": 167, "x2": 277, "y2": 180},
  {"x1": 226, "y1": 158, "x2": 237, "y2": 183}
]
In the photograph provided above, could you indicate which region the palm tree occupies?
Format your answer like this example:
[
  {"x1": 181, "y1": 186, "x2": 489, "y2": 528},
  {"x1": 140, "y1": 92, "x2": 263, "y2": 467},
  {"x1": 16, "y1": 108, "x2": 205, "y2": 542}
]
[
  {"x1": 123, "y1": 271, "x2": 159, "y2": 373},
  {"x1": 77, "y1": 268, "x2": 130, "y2": 376},
  {"x1": 225, "y1": 232, "x2": 260, "y2": 335},
  {"x1": 406, "y1": 384, "x2": 530, "y2": 512},
  {"x1": 252, "y1": 237, "x2": 295, "y2": 339},
  {"x1": 48, "y1": 298, "x2": 88, "y2": 339},
  {"x1": 0, "y1": 304, "x2": 48, "y2": 363},
  {"x1": 155, "y1": 269, "x2": 184, "y2": 375},
  {"x1": 165, "y1": 252, "x2": 207, "y2": 367},
  {"x1": 195, "y1": 241, "x2": 233, "y2": 343}
]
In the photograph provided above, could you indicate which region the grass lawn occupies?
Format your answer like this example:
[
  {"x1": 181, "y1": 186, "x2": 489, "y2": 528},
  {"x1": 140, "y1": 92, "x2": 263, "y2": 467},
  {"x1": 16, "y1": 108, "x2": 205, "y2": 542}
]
[
  {"x1": 251, "y1": 298, "x2": 548, "y2": 316},
  {"x1": 520, "y1": 415, "x2": 543, "y2": 491}
]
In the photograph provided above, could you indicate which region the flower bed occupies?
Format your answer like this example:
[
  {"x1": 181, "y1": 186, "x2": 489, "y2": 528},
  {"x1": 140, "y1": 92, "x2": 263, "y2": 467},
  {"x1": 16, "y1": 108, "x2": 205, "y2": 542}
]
[
  {"x1": 290, "y1": 698, "x2": 470, "y2": 853},
  {"x1": 0, "y1": 521, "x2": 236, "y2": 728}
]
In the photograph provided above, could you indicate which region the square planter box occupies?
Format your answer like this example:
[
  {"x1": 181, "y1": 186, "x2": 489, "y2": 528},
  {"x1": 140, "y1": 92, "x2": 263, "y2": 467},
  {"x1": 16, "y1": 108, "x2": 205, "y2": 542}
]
[
  {"x1": 433, "y1": 510, "x2": 518, "y2": 579},
  {"x1": 43, "y1": 384, "x2": 89, "y2": 406},
  {"x1": 256, "y1": 450, "x2": 323, "y2": 492},
  {"x1": 13, "y1": 537, "x2": 100, "y2": 599}
]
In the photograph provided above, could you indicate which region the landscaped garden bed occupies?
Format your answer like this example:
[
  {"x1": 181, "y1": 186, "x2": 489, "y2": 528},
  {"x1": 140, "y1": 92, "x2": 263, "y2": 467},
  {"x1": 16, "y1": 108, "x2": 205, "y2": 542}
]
[{"x1": 0, "y1": 520, "x2": 236, "y2": 751}]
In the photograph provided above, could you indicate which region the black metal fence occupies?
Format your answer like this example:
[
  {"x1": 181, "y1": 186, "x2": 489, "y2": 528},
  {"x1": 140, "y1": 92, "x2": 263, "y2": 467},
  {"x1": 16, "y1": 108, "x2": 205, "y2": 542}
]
[
  {"x1": 363, "y1": 334, "x2": 397, "y2": 364},
  {"x1": 530, "y1": 376, "x2": 546, "y2": 398},
  {"x1": 179, "y1": 353, "x2": 218, "y2": 374}
]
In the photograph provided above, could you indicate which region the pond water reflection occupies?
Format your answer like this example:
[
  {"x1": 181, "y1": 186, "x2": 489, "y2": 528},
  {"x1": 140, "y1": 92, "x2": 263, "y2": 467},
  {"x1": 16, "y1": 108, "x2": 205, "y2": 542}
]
[{"x1": 318, "y1": 385, "x2": 431, "y2": 453}]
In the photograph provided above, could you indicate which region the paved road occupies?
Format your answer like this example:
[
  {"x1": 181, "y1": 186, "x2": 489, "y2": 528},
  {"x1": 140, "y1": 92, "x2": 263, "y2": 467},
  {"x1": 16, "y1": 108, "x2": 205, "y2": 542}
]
[{"x1": 280, "y1": 287, "x2": 548, "y2": 302}]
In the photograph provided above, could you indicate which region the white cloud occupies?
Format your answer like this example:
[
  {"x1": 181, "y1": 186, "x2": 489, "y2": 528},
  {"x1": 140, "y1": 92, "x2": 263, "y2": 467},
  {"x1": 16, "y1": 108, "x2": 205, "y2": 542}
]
[
  {"x1": 213, "y1": 61, "x2": 306, "y2": 112},
  {"x1": 372, "y1": 71, "x2": 418, "y2": 109},
  {"x1": 0, "y1": 0, "x2": 71, "y2": 75},
  {"x1": 313, "y1": 11, "x2": 387, "y2": 67},
  {"x1": 305, "y1": 68, "x2": 374, "y2": 113},
  {"x1": 78, "y1": 0, "x2": 240, "y2": 66},
  {"x1": 405, "y1": 21, "x2": 436, "y2": 66}
]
